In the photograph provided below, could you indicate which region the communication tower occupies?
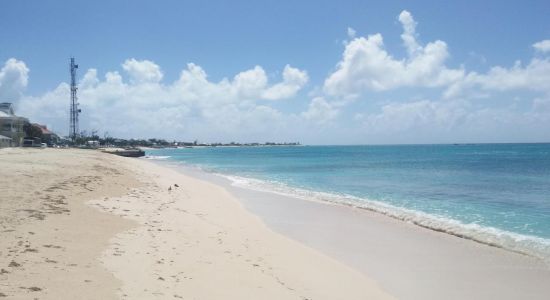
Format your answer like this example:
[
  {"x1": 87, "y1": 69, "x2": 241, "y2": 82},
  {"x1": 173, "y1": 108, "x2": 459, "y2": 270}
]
[{"x1": 69, "y1": 57, "x2": 80, "y2": 142}]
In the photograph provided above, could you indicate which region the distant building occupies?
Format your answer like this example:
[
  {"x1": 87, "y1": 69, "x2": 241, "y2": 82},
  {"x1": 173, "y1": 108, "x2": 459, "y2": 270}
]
[
  {"x1": 86, "y1": 140, "x2": 99, "y2": 148},
  {"x1": 0, "y1": 102, "x2": 29, "y2": 146},
  {"x1": 0, "y1": 134, "x2": 12, "y2": 148},
  {"x1": 33, "y1": 123, "x2": 60, "y2": 145}
]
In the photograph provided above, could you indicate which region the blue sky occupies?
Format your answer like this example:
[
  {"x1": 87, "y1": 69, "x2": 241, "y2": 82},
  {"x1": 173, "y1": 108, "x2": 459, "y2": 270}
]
[{"x1": 1, "y1": 0, "x2": 549, "y2": 144}]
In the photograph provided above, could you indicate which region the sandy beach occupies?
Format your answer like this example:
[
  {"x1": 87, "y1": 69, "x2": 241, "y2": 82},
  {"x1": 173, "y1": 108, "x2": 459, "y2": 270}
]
[
  {"x1": 160, "y1": 161, "x2": 550, "y2": 300},
  {"x1": 3, "y1": 1, "x2": 549, "y2": 299},
  {"x1": 2, "y1": 148, "x2": 550, "y2": 300},
  {"x1": 0, "y1": 148, "x2": 391, "y2": 299}
]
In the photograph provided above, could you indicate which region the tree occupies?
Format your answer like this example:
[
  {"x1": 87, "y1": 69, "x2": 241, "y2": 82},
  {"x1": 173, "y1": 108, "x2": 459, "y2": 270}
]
[{"x1": 90, "y1": 129, "x2": 99, "y2": 141}]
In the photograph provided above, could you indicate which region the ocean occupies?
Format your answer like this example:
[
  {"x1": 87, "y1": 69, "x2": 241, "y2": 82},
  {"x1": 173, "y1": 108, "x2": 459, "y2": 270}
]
[{"x1": 146, "y1": 144, "x2": 550, "y2": 259}]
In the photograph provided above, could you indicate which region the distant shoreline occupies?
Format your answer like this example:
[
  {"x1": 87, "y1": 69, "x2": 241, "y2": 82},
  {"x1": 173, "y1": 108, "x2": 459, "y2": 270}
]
[{"x1": 134, "y1": 141, "x2": 550, "y2": 150}]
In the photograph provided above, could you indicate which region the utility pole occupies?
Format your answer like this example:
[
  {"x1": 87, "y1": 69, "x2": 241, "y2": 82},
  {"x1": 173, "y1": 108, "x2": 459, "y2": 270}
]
[{"x1": 69, "y1": 57, "x2": 80, "y2": 143}]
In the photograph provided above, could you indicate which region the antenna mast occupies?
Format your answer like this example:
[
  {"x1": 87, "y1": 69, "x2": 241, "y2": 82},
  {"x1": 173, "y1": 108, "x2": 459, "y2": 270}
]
[{"x1": 69, "y1": 57, "x2": 80, "y2": 143}]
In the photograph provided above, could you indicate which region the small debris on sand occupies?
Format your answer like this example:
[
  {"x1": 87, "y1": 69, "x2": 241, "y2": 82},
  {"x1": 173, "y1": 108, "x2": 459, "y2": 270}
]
[{"x1": 8, "y1": 261, "x2": 21, "y2": 268}]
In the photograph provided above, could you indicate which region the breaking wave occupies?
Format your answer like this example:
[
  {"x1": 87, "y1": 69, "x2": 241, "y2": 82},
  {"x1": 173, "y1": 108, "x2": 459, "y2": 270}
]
[
  {"x1": 143, "y1": 155, "x2": 171, "y2": 160},
  {"x1": 216, "y1": 173, "x2": 550, "y2": 261}
]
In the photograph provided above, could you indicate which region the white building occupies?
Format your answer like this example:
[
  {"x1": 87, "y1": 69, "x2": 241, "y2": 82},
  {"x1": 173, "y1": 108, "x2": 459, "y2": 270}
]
[
  {"x1": 0, "y1": 102, "x2": 29, "y2": 146},
  {"x1": 0, "y1": 134, "x2": 12, "y2": 147}
]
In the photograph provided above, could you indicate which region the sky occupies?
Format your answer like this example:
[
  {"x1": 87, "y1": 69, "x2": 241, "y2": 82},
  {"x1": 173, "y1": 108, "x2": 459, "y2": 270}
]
[{"x1": 1, "y1": 0, "x2": 549, "y2": 144}]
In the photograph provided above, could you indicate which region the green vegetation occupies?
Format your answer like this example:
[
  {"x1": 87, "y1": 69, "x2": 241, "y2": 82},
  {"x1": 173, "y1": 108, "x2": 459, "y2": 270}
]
[{"x1": 73, "y1": 130, "x2": 300, "y2": 148}]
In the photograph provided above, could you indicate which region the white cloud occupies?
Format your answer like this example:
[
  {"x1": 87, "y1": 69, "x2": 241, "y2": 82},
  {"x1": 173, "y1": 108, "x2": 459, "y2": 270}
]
[
  {"x1": 262, "y1": 65, "x2": 308, "y2": 100},
  {"x1": 0, "y1": 58, "x2": 29, "y2": 101},
  {"x1": 301, "y1": 97, "x2": 339, "y2": 123},
  {"x1": 80, "y1": 68, "x2": 100, "y2": 89},
  {"x1": 323, "y1": 10, "x2": 464, "y2": 98},
  {"x1": 122, "y1": 58, "x2": 164, "y2": 84},
  {"x1": 171, "y1": 63, "x2": 307, "y2": 103},
  {"x1": 360, "y1": 100, "x2": 468, "y2": 133},
  {"x1": 353, "y1": 98, "x2": 550, "y2": 143},
  {"x1": 445, "y1": 58, "x2": 550, "y2": 98},
  {"x1": 347, "y1": 27, "x2": 356, "y2": 39},
  {"x1": 16, "y1": 60, "x2": 308, "y2": 140},
  {"x1": 533, "y1": 40, "x2": 550, "y2": 53},
  {"x1": 17, "y1": 83, "x2": 69, "y2": 133},
  {"x1": 323, "y1": 11, "x2": 550, "y2": 103},
  {"x1": 232, "y1": 65, "x2": 268, "y2": 98},
  {"x1": 318, "y1": 10, "x2": 550, "y2": 143},
  {"x1": 398, "y1": 10, "x2": 422, "y2": 57},
  {"x1": 6, "y1": 11, "x2": 550, "y2": 145}
]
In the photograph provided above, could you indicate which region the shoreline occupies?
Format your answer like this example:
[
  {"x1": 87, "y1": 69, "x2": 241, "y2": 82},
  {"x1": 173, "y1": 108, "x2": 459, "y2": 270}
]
[
  {"x1": 1, "y1": 148, "x2": 391, "y2": 299},
  {"x1": 146, "y1": 156, "x2": 550, "y2": 262},
  {"x1": 153, "y1": 159, "x2": 550, "y2": 300}
]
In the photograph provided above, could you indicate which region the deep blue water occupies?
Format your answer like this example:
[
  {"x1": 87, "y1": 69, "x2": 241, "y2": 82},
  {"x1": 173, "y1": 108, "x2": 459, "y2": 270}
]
[{"x1": 147, "y1": 144, "x2": 550, "y2": 258}]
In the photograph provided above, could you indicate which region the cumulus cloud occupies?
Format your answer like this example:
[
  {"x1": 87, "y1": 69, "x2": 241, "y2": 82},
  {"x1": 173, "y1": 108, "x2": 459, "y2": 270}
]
[
  {"x1": 232, "y1": 65, "x2": 268, "y2": 98},
  {"x1": 122, "y1": 58, "x2": 163, "y2": 84},
  {"x1": 6, "y1": 11, "x2": 550, "y2": 144},
  {"x1": 445, "y1": 58, "x2": 550, "y2": 98},
  {"x1": 352, "y1": 98, "x2": 550, "y2": 143},
  {"x1": 533, "y1": 40, "x2": 550, "y2": 53},
  {"x1": 80, "y1": 68, "x2": 100, "y2": 89},
  {"x1": 262, "y1": 65, "x2": 308, "y2": 100},
  {"x1": 398, "y1": 10, "x2": 422, "y2": 57},
  {"x1": 323, "y1": 10, "x2": 464, "y2": 98},
  {"x1": 301, "y1": 97, "x2": 339, "y2": 123},
  {"x1": 17, "y1": 83, "x2": 69, "y2": 131},
  {"x1": 323, "y1": 11, "x2": 550, "y2": 104},
  {"x1": 305, "y1": 10, "x2": 550, "y2": 143},
  {"x1": 17, "y1": 60, "x2": 308, "y2": 140},
  {"x1": 170, "y1": 63, "x2": 307, "y2": 103},
  {"x1": 347, "y1": 27, "x2": 356, "y2": 39},
  {"x1": 359, "y1": 100, "x2": 468, "y2": 133},
  {"x1": 0, "y1": 58, "x2": 29, "y2": 101}
]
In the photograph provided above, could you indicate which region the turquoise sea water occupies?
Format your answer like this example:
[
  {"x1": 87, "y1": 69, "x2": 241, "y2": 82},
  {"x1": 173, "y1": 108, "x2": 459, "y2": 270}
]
[{"x1": 146, "y1": 144, "x2": 550, "y2": 259}]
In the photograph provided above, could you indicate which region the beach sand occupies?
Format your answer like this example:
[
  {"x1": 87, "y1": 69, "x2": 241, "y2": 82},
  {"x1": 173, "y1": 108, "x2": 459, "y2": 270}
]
[
  {"x1": 0, "y1": 148, "x2": 391, "y2": 299},
  {"x1": 226, "y1": 183, "x2": 550, "y2": 300},
  {"x1": 161, "y1": 161, "x2": 550, "y2": 300}
]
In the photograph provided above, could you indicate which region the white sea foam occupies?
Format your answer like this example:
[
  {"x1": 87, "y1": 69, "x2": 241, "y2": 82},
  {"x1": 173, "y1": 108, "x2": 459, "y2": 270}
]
[
  {"x1": 143, "y1": 155, "x2": 171, "y2": 160},
  {"x1": 216, "y1": 173, "x2": 550, "y2": 261}
]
